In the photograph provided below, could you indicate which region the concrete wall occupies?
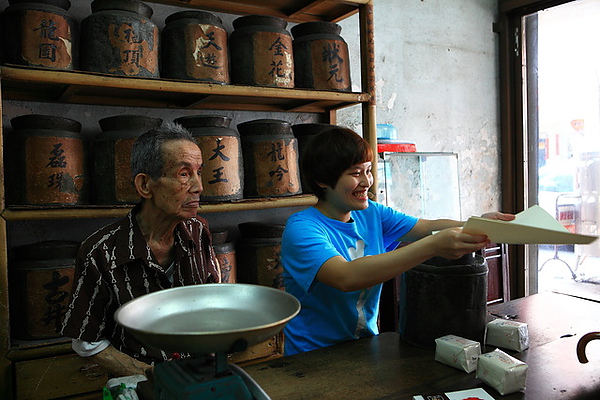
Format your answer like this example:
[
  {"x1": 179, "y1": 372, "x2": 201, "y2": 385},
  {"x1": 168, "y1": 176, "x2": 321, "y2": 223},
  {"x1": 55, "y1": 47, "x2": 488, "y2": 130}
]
[
  {"x1": 0, "y1": 0, "x2": 501, "y2": 247},
  {"x1": 337, "y1": 0, "x2": 502, "y2": 219}
]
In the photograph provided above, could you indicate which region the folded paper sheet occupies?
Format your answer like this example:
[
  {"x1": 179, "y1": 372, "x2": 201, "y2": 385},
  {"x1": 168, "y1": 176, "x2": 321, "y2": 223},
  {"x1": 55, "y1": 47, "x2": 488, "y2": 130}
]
[{"x1": 462, "y1": 205, "x2": 597, "y2": 245}]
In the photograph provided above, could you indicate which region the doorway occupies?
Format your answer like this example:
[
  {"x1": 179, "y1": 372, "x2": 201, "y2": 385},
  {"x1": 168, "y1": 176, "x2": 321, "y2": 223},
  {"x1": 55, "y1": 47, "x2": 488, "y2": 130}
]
[{"x1": 522, "y1": 0, "x2": 600, "y2": 295}]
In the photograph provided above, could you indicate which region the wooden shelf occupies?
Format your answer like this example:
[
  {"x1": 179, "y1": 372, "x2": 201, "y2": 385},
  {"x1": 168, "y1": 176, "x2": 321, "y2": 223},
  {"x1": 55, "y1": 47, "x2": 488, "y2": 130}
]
[
  {"x1": 7, "y1": 338, "x2": 72, "y2": 362},
  {"x1": 1, "y1": 195, "x2": 317, "y2": 221},
  {"x1": 0, "y1": 66, "x2": 369, "y2": 112},
  {"x1": 148, "y1": 0, "x2": 367, "y2": 23}
]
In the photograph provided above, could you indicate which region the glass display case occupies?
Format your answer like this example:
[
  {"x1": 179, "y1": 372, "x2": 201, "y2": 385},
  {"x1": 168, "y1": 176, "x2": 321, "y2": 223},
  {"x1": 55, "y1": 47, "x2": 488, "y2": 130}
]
[{"x1": 377, "y1": 152, "x2": 461, "y2": 220}]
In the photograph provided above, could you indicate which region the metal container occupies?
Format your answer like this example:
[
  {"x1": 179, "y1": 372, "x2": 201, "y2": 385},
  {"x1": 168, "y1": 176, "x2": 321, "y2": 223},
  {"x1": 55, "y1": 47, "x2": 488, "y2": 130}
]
[
  {"x1": 0, "y1": 0, "x2": 78, "y2": 70},
  {"x1": 238, "y1": 119, "x2": 301, "y2": 198},
  {"x1": 93, "y1": 114, "x2": 162, "y2": 204},
  {"x1": 291, "y1": 21, "x2": 351, "y2": 91},
  {"x1": 214, "y1": 242, "x2": 237, "y2": 284},
  {"x1": 161, "y1": 10, "x2": 229, "y2": 84},
  {"x1": 80, "y1": 0, "x2": 159, "y2": 77},
  {"x1": 236, "y1": 222, "x2": 285, "y2": 289},
  {"x1": 212, "y1": 230, "x2": 237, "y2": 283},
  {"x1": 175, "y1": 115, "x2": 244, "y2": 202},
  {"x1": 6, "y1": 114, "x2": 87, "y2": 205},
  {"x1": 398, "y1": 254, "x2": 488, "y2": 347},
  {"x1": 229, "y1": 15, "x2": 294, "y2": 87},
  {"x1": 10, "y1": 240, "x2": 79, "y2": 339}
]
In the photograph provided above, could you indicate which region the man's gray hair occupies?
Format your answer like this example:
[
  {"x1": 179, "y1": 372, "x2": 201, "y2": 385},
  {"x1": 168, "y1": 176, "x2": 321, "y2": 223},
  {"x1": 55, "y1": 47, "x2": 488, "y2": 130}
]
[{"x1": 131, "y1": 121, "x2": 196, "y2": 180}]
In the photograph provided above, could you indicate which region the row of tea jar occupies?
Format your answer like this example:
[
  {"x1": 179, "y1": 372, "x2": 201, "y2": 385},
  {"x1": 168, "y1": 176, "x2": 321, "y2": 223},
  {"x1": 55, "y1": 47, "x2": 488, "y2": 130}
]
[
  {"x1": 9, "y1": 220, "x2": 288, "y2": 340},
  {"x1": 4, "y1": 113, "x2": 332, "y2": 206},
  {"x1": 0, "y1": 0, "x2": 352, "y2": 91}
]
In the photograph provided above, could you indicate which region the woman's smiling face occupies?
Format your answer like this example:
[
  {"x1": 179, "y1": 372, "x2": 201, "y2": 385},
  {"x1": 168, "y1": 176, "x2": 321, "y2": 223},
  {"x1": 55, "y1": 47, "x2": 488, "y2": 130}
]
[{"x1": 323, "y1": 161, "x2": 373, "y2": 216}]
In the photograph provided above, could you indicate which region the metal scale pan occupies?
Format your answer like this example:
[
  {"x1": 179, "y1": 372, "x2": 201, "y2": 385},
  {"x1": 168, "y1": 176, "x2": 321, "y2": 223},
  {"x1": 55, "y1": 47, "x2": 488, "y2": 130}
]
[{"x1": 114, "y1": 283, "x2": 301, "y2": 399}]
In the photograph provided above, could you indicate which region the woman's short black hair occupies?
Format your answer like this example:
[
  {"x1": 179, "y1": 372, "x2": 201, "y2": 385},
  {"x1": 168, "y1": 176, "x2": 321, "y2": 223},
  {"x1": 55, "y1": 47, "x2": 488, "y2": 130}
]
[{"x1": 301, "y1": 126, "x2": 373, "y2": 200}]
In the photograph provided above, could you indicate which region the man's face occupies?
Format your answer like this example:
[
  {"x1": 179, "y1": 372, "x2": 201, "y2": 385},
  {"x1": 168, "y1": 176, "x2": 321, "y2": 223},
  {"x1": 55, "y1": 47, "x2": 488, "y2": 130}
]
[{"x1": 149, "y1": 139, "x2": 204, "y2": 220}]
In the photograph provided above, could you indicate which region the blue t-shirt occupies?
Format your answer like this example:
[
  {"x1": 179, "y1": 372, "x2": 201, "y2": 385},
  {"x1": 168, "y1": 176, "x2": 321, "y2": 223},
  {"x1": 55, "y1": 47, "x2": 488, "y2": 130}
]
[{"x1": 281, "y1": 200, "x2": 418, "y2": 355}]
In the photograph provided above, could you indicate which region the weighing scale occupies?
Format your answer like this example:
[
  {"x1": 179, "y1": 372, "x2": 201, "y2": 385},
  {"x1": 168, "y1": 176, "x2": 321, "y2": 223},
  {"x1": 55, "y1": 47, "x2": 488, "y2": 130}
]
[{"x1": 114, "y1": 284, "x2": 301, "y2": 400}]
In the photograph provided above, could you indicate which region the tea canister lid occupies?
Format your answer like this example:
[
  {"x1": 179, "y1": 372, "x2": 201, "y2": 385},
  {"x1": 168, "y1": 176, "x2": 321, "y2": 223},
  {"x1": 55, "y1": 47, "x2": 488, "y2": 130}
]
[
  {"x1": 232, "y1": 14, "x2": 288, "y2": 30},
  {"x1": 8, "y1": 0, "x2": 71, "y2": 9},
  {"x1": 175, "y1": 115, "x2": 232, "y2": 129},
  {"x1": 238, "y1": 222, "x2": 285, "y2": 238},
  {"x1": 237, "y1": 119, "x2": 292, "y2": 136},
  {"x1": 291, "y1": 123, "x2": 335, "y2": 137},
  {"x1": 13, "y1": 240, "x2": 80, "y2": 262},
  {"x1": 91, "y1": 0, "x2": 153, "y2": 18},
  {"x1": 165, "y1": 10, "x2": 223, "y2": 26},
  {"x1": 11, "y1": 114, "x2": 82, "y2": 133},
  {"x1": 98, "y1": 114, "x2": 162, "y2": 131},
  {"x1": 291, "y1": 21, "x2": 342, "y2": 38}
]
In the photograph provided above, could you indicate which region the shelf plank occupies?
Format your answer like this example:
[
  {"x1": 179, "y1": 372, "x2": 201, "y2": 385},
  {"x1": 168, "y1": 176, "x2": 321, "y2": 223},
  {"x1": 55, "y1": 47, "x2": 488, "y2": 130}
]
[
  {"x1": 1, "y1": 195, "x2": 317, "y2": 221},
  {"x1": 147, "y1": 0, "x2": 367, "y2": 22},
  {"x1": 0, "y1": 66, "x2": 369, "y2": 112}
]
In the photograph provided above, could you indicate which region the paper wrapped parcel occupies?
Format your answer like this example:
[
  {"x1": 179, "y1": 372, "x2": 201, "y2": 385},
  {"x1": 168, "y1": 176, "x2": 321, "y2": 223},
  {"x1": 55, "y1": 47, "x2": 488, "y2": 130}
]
[
  {"x1": 435, "y1": 334, "x2": 481, "y2": 373},
  {"x1": 486, "y1": 319, "x2": 529, "y2": 352},
  {"x1": 476, "y1": 349, "x2": 528, "y2": 395},
  {"x1": 462, "y1": 205, "x2": 597, "y2": 245}
]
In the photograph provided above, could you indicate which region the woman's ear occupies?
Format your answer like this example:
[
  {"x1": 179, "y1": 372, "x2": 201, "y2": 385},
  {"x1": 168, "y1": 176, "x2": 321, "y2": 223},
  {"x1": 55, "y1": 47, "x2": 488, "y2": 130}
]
[{"x1": 134, "y1": 174, "x2": 153, "y2": 199}]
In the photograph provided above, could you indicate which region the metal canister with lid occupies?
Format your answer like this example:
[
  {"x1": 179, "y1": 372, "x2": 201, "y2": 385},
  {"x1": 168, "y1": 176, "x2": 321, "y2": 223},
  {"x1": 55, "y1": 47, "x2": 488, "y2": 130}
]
[
  {"x1": 229, "y1": 15, "x2": 294, "y2": 88},
  {"x1": 237, "y1": 119, "x2": 301, "y2": 198},
  {"x1": 161, "y1": 10, "x2": 230, "y2": 84},
  {"x1": 79, "y1": 0, "x2": 159, "y2": 77},
  {"x1": 175, "y1": 115, "x2": 244, "y2": 202},
  {"x1": 10, "y1": 240, "x2": 79, "y2": 339},
  {"x1": 236, "y1": 222, "x2": 285, "y2": 289},
  {"x1": 0, "y1": 0, "x2": 78, "y2": 70},
  {"x1": 211, "y1": 230, "x2": 237, "y2": 283},
  {"x1": 93, "y1": 114, "x2": 162, "y2": 204},
  {"x1": 6, "y1": 114, "x2": 87, "y2": 205},
  {"x1": 291, "y1": 21, "x2": 351, "y2": 91},
  {"x1": 399, "y1": 253, "x2": 489, "y2": 347}
]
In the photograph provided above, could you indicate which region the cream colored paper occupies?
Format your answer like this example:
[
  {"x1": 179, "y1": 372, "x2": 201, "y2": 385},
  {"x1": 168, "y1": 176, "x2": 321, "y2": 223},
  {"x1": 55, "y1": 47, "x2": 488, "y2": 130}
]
[{"x1": 462, "y1": 205, "x2": 597, "y2": 245}]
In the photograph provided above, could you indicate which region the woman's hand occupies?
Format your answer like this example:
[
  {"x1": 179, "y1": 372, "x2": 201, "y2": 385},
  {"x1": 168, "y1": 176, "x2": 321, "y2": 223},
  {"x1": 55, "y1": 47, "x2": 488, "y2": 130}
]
[
  {"x1": 481, "y1": 211, "x2": 515, "y2": 221},
  {"x1": 430, "y1": 227, "x2": 489, "y2": 260}
]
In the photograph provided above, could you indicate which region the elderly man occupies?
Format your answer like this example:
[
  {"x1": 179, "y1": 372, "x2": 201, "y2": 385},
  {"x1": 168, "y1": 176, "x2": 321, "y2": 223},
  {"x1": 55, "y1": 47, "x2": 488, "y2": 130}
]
[{"x1": 61, "y1": 122, "x2": 220, "y2": 377}]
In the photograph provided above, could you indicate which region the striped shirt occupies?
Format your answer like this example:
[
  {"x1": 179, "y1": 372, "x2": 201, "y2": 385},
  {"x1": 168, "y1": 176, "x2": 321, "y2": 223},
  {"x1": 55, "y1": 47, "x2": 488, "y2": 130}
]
[{"x1": 60, "y1": 204, "x2": 220, "y2": 364}]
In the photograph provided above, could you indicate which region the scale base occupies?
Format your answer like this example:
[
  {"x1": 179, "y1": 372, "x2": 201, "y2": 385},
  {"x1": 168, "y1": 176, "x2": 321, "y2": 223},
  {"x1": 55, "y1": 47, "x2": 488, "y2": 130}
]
[{"x1": 154, "y1": 357, "x2": 270, "y2": 400}]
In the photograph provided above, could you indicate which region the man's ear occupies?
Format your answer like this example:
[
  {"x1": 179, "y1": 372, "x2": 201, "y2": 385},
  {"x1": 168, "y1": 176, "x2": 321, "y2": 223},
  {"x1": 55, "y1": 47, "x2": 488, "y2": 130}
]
[{"x1": 134, "y1": 174, "x2": 153, "y2": 199}]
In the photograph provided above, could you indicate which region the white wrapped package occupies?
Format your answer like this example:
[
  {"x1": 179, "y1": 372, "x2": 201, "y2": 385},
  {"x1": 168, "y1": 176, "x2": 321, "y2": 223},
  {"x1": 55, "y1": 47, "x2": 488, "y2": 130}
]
[
  {"x1": 476, "y1": 349, "x2": 528, "y2": 395},
  {"x1": 486, "y1": 319, "x2": 529, "y2": 351},
  {"x1": 434, "y1": 334, "x2": 481, "y2": 373}
]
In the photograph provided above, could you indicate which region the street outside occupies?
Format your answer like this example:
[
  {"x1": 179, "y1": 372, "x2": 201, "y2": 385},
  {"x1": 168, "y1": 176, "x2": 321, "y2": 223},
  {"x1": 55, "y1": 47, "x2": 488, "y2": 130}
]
[{"x1": 538, "y1": 244, "x2": 600, "y2": 293}]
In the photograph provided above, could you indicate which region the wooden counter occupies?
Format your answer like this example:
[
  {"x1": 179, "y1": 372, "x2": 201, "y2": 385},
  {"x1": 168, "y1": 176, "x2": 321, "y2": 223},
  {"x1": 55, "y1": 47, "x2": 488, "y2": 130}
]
[{"x1": 244, "y1": 291, "x2": 600, "y2": 399}]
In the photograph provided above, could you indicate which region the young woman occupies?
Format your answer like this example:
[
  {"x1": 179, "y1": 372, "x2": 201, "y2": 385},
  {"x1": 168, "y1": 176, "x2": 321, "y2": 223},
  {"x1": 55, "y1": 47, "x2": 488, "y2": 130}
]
[{"x1": 281, "y1": 126, "x2": 513, "y2": 355}]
